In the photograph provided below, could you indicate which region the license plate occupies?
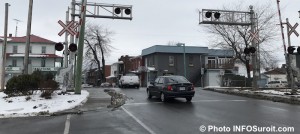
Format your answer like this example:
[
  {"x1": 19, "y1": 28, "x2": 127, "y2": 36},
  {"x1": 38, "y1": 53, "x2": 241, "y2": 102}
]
[{"x1": 180, "y1": 87, "x2": 185, "y2": 90}]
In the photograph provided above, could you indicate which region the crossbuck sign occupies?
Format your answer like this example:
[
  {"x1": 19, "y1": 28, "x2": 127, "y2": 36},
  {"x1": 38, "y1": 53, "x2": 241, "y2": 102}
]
[
  {"x1": 58, "y1": 20, "x2": 78, "y2": 36},
  {"x1": 249, "y1": 30, "x2": 260, "y2": 43},
  {"x1": 287, "y1": 22, "x2": 299, "y2": 37}
]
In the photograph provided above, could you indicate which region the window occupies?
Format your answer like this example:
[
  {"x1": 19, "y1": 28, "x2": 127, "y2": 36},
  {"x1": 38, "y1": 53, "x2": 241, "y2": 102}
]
[
  {"x1": 29, "y1": 46, "x2": 32, "y2": 53},
  {"x1": 189, "y1": 56, "x2": 194, "y2": 66},
  {"x1": 208, "y1": 57, "x2": 216, "y2": 68},
  {"x1": 13, "y1": 46, "x2": 18, "y2": 53},
  {"x1": 148, "y1": 56, "x2": 155, "y2": 66},
  {"x1": 41, "y1": 58, "x2": 46, "y2": 67},
  {"x1": 169, "y1": 56, "x2": 174, "y2": 66},
  {"x1": 12, "y1": 59, "x2": 17, "y2": 67},
  {"x1": 158, "y1": 78, "x2": 164, "y2": 84},
  {"x1": 42, "y1": 46, "x2": 46, "y2": 54},
  {"x1": 166, "y1": 76, "x2": 189, "y2": 83},
  {"x1": 154, "y1": 78, "x2": 160, "y2": 84},
  {"x1": 151, "y1": 56, "x2": 155, "y2": 66}
]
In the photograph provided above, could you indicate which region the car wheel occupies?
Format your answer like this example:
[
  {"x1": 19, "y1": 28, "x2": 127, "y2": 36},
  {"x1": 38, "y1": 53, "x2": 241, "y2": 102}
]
[
  {"x1": 147, "y1": 89, "x2": 152, "y2": 99},
  {"x1": 186, "y1": 97, "x2": 192, "y2": 102},
  {"x1": 160, "y1": 92, "x2": 167, "y2": 102}
]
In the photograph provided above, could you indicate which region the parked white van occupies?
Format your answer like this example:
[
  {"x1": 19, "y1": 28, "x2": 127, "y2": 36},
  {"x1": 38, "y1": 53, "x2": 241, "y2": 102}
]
[
  {"x1": 265, "y1": 81, "x2": 288, "y2": 88},
  {"x1": 119, "y1": 74, "x2": 140, "y2": 88}
]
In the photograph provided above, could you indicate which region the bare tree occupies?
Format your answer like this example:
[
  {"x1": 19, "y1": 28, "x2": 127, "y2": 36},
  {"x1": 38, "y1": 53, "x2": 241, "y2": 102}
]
[
  {"x1": 84, "y1": 23, "x2": 115, "y2": 84},
  {"x1": 202, "y1": 1, "x2": 280, "y2": 78},
  {"x1": 167, "y1": 41, "x2": 180, "y2": 46}
]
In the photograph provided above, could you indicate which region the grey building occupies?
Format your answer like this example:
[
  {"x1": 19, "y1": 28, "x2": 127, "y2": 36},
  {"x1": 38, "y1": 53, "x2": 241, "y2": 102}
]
[{"x1": 141, "y1": 45, "x2": 235, "y2": 87}]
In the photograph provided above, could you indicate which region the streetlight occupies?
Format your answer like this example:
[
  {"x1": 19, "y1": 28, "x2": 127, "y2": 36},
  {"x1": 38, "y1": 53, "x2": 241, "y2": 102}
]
[{"x1": 176, "y1": 43, "x2": 186, "y2": 77}]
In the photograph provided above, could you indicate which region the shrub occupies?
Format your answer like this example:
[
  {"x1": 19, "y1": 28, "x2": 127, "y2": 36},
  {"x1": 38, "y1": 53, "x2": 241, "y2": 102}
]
[
  {"x1": 5, "y1": 70, "x2": 59, "y2": 98},
  {"x1": 39, "y1": 80, "x2": 59, "y2": 99},
  {"x1": 5, "y1": 74, "x2": 39, "y2": 96},
  {"x1": 31, "y1": 70, "x2": 43, "y2": 84}
]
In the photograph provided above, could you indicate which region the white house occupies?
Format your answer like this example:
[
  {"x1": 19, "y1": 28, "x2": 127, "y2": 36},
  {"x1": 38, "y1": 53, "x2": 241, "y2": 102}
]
[
  {"x1": 264, "y1": 68, "x2": 287, "y2": 82},
  {"x1": 0, "y1": 34, "x2": 63, "y2": 84}
]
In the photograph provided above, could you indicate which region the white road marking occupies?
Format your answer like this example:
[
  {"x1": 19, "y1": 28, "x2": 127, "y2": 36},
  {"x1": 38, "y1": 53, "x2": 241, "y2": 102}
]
[
  {"x1": 124, "y1": 102, "x2": 162, "y2": 106},
  {"x1": 192, "y1": 99, "x2": 247, "y2": 102},
  {"x1": 261, "y1": 105, "x2": 288, "y2": 112},
  {"x1": 63, "y1": 114, "x2": 72, "y2": 134},
  {"x1": 121, "y1": 106, "x2": 157, "y2": 134}
]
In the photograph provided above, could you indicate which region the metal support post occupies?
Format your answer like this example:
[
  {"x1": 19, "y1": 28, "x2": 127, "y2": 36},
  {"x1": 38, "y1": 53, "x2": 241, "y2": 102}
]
[
  {"x1": 250, "y1": 6, "x2": 258, "y2": 90},
  {"x1": 24, "y1": 0, "x2": 33, "y2": 74},
  {"x1": 74, "y1": 0, "x2": 87, "y2": 94},
  {"x1": 64, "y1": 8, "x2": 69, "y2": 68},
  {"x1": 1, "y1": 3, "x2": 10, "y2": 91},
  {"x1": 276, "y1": 0, "x2": 295, "y2": 94},
  {"x1": 183, "y1": 44, "x2": 186, "y2": 78},
  {"x1": 286, "y1": 18, "x2": 296, "y2": 94}
]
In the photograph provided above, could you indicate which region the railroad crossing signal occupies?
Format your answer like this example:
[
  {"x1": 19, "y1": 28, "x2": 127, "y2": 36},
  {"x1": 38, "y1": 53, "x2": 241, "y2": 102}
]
[
  {"x1": 249, "y1": 30, "x2": 260, "y2": 43},
  {"x1": 287, "y1": 22, "x2": 299, "y2": 37},
  {"x1": 58, "y1": 20, "x2": 78, "y2": 36}
]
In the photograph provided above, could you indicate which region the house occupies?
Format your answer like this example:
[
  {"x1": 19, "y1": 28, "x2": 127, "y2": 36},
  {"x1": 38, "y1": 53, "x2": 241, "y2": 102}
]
[
  {"x1": 140, "y1": 45, "x2": 235, "y2": 87},
  {"x1": 0, "y1": 34, "x2": 63, "y2": 85},
  {"x1": 264, "y1": 67, "x2": 287, "y2": 82},
  {"x1": 129, "y1": 55, "x2": 142, "y2": 73},
  {"x1": 203, "y1": 49, "x2": 236, "y2": 87},
  {"x1": 107, "y1": 61, "x2": 124, "y2": 85},
  {"x1": 86, "y1": 65, "x2": 111, "y2": 86},
  {"x1": 118, "y1": 55, "x2": 133, "y2": 74}
]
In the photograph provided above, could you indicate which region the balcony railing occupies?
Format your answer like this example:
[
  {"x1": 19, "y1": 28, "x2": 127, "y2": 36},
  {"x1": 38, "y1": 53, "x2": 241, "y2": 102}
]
[{"x1": 205, "y1": 63, "x2": 234, "y2": 69}]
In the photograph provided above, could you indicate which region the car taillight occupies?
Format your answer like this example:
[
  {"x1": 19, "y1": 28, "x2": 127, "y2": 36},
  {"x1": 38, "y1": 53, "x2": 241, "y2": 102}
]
[{"x1": 167, "y1": 85, "x2": 173, "y2": 91}]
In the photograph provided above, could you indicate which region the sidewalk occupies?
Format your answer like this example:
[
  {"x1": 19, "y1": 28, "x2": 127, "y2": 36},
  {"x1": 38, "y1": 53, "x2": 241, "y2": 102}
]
[
  {"x1": 203, "y1": 87, "x2": 300, "y2": 105},
  {"x1": 54, "y1": 87, "x2": 112, "y2": 115}
]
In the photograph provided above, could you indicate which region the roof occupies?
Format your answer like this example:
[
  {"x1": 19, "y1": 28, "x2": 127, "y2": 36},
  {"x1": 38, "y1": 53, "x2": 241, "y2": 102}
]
[
  {"x1": 7, "y1": 53, "x2": 63, "y2": 58},
  {"x1": 141, "y1": 45, "x2": 234, "y2": 57},
  {"x1": 0, "y1": 34, "x2": 55, "y2": 44},
  {"x1": 142, "y1": 45, "x2": 209, "y2": 56},
  {"x1": 264, "y1": 68, "x2": 286, "y2": 75},
  {"x1": 208, "y1": 49, "x2": 234, "y2": 57}
]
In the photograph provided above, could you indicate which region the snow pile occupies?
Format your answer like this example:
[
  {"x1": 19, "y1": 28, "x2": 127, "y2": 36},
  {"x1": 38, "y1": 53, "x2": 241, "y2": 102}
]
[
  {"x1": 255, "y1": 90, "x2": 288, "y2": 95},
  {"x1": 0, "y1": 90, "x2": 89, "y2": 118}
]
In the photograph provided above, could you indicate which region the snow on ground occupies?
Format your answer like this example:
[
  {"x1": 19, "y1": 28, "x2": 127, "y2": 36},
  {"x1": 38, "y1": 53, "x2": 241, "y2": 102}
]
[
  {"x1": 254, "y1": 90, "x2": 288, "y2": 95},
  {"x1": 0, "y1": 90, "x2": 89, "y2": 118}
]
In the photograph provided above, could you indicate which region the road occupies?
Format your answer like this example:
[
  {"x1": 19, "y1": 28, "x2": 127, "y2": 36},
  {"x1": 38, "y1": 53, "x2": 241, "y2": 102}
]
[{"x1": 1, "y1": 87, "x2": 300, "y2": 134}]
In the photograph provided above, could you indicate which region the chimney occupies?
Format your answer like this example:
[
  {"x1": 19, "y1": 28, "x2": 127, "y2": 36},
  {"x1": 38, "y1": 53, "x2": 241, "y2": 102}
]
[{"x1": 9, "y1": 33, "x2": 12, "y2": 37}]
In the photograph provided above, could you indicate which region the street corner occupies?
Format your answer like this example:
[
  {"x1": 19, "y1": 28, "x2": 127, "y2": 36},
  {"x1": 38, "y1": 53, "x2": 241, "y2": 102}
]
[{"x1": 0, "y1": 90, "x2": 89, "y2": 118}]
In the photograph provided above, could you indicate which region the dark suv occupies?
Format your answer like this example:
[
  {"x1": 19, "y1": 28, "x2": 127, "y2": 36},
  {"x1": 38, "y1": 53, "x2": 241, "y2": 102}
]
[{"x1": 147, "y1": 75, "x2": 195, "y2": 102}]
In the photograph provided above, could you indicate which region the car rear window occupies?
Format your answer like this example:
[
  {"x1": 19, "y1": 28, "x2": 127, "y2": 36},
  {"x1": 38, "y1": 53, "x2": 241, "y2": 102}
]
[{"x1": 166, "y1": 76, "x2": 190, "y2": 83}]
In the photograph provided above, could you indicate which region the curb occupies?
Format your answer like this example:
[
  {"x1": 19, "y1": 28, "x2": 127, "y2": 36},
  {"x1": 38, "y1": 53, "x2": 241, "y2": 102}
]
[{"x1": 203, "y1": 88, "x2": 300, "y2": 105}]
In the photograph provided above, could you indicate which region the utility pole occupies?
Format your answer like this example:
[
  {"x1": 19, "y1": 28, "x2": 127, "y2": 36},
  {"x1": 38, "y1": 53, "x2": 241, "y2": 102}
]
[
  {"x1": 1, "y1": 3, "x2": 10, "y2": 91},
  {"x1": 286, "y1": 18, "x2": 297, "y2": 94},
  {"x1": 13, "y1": 19, "x2": 22, "y2": 37},
  {"x1": 250, "y1": 6, "x2": 258, "y2": 90},
  {"x1": 64, "y1": 8, "x2": 69, "y2": 68},
  {"x1": 24, "y1": 0, "x2": 33, "y2": 74},
  {"x1": 74, "y1": 0, "x2": 87, "y2": 94}
]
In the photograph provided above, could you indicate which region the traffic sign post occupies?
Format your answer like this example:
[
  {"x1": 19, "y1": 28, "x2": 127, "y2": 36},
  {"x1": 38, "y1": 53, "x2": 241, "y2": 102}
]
[{"x1": 286, "y1": 19, "x2": 299, "y2": 94}]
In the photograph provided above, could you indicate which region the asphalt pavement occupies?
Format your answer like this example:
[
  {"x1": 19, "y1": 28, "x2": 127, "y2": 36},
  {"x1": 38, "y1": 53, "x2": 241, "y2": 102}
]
[{"x1": 1, "y1": 87, "x2": 299, "y2": 134}]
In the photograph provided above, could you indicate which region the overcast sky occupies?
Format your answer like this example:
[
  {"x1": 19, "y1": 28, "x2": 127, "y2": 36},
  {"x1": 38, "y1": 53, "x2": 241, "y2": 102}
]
[{"x1": 1, "y1": 0, "x2": 300, "y2": 65}]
